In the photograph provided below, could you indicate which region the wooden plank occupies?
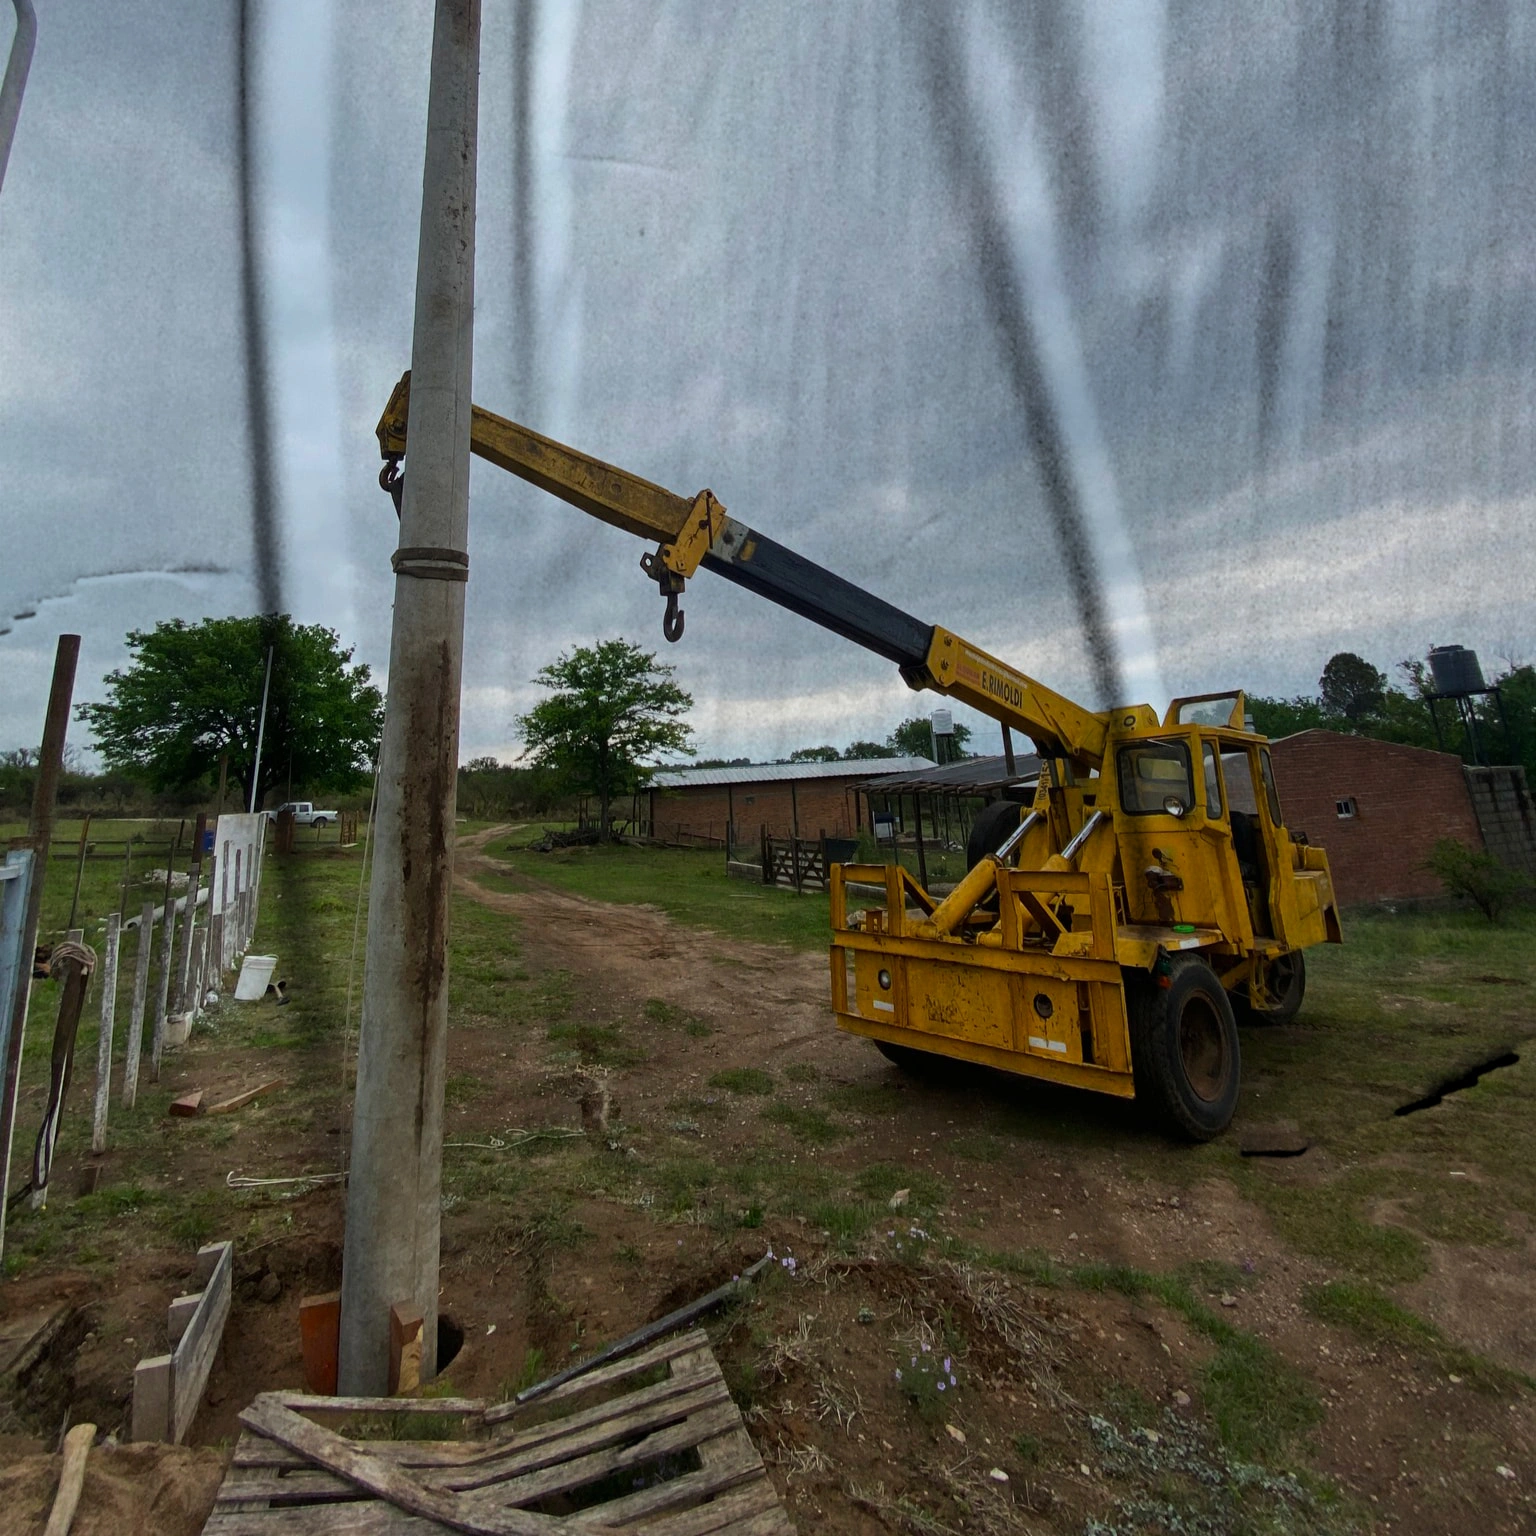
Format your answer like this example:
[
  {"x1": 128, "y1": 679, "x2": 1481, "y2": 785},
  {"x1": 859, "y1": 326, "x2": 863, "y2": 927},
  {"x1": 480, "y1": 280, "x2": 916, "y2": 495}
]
[
  {"x1": 208, "y1": 1078, "x2": 286, "y2": 1115},
  {"x1": 272, "y1": 1393, "x2": 487, "y2": 1416},
  {"x1": 445, "y1": 1380, "x2": 731, "y2": 1492},
  {"x1": 44, "y1": 1421, "x2": 96, "y2": 1536},
  {"x1": 390, "y1": 1305, "x2": 425, "y2": 1396},
  {"x1": 202, "y1": 1507, "x2": 450, "y2": 1535},
  {"x1": 484, "y1": 1331, "x2": 709, "y2": 1423},
  {"x1": 232, "y1": 1433, "x2": 484, "y2": 1472},
  {"x1": 642, "y1": 1480, "x2": 792, "y2": 1536},
  {"x1": 479, "y1": 1371, "x2": 727, "y2": 1465},
  {"x1": 461, "y1": 1399, "x2": 740, "y2": 1506},
  {"x1": 300, "y1": 1291, "x2": 341, "y2": 1396},
  {"x1": 171, "y1": 1239, "x2": 232, "y2": 1442},
  {"x1": 132, "y1": 1354, "x2": 172, "y2": 1442},
  {"x1": 168, "y1": 1293, "x2": 201, "y2": 1347},
  {"x1": 237, "y1": 1397, "x2": 556, "y2": 1536},
  {"x1": 220, "y1": 1379, "x2": 733, "y2": 1508},
  {"x1": 565, "y1": 1432, "x2": 763, "y2": 1528},
  {"x1": 169, "y1": 1090, "x2": 205, "y2": 1117}
]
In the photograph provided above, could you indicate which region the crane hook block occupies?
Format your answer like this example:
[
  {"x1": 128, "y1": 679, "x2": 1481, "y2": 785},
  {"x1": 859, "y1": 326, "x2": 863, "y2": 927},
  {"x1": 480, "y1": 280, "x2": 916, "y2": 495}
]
[{"x1": 663, "y1": 591, "x2": 685, "y2": 642}]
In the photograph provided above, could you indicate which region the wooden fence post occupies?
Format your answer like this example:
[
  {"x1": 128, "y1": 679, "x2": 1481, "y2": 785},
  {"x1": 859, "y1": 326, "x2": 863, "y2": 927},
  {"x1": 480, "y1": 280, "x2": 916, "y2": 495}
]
[
  {"x1": 91, "y1": 912, "x2": 120, "y2": 1153},
  {"x1": 122, "y1": 902, "x2": 154, "y2": 1109},
  {"x1": 760, "y1": 824, "x2": 769, "y2": 885}
]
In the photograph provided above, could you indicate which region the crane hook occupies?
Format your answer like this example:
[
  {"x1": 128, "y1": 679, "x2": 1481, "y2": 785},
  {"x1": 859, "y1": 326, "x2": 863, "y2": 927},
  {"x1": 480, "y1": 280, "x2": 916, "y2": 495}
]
[
  {"x1": 662, "y1": 591, "x2": 685, "y2": 643},
  {"x1": 380, "y1": 455, "x2": 404, "y2": 517}
]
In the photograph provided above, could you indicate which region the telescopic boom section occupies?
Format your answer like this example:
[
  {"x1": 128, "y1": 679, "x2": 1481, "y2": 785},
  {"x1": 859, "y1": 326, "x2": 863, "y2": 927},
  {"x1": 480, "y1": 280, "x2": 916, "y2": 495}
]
[{"x1": 376, "y1": 372, "x2": 1110, "y2": 765}]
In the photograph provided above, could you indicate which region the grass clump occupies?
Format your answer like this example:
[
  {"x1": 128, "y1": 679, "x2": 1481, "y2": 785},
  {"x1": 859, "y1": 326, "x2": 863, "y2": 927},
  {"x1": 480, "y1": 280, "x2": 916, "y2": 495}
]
[
  {"x1": 1302, "y1": 1281, "x2": 1533, "y2": 1393},
  {"x1": 852, "y1": 1163, "x2": 947, "y2": 1210},
  {"x1": 760, "y1": 1102, "x2": 845, "y2": 1143},
  {"x1": 709, "y1": 1068, "x2": 774, "y2": 1096}
]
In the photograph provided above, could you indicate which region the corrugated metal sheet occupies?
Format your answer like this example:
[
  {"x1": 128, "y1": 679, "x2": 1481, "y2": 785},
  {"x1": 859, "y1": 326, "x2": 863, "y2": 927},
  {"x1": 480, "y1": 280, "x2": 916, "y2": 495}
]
[{"x1": 649, "y1": 756, "x2": 934, "y2": 790}]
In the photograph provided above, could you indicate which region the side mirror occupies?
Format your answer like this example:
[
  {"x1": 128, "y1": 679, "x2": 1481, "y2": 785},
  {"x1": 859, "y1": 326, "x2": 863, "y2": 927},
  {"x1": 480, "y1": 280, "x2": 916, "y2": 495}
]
[{"x1": 1162, "y1": 795, "x2": 1188, "y2": 818}]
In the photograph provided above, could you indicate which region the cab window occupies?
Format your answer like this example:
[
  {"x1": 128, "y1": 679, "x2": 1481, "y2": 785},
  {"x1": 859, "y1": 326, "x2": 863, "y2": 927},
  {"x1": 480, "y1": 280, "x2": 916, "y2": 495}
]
[
  {"x1": 1259, "y1": 748, "x2": 1285, "y2": 826},
  {"x1": 1202, "y1": 742, "x2": 1223, "y2": 819},
  {"x1": 1220, "y1": 750, "x2": 1260, "y2": 815},
  {"x1": 1116, "y1": 740, "x2": 1194, "y2": 816}
]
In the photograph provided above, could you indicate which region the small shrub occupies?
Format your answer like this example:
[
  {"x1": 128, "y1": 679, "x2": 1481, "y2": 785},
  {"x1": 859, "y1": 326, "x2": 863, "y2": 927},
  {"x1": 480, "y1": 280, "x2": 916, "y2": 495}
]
[
  {"x1": 893, "y1": 1339, "x2": 961, "y2": 1422},
  {"x1": 761, "y1": 1102, "x2": 846, "y2": 1143},
  {"x1": 1425, "y1": 838, "x2": 1525, "y2": 923}
]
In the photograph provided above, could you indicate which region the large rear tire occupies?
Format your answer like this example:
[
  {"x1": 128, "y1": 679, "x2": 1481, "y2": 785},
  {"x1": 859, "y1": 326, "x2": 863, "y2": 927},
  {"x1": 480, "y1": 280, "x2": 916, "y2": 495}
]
[
  {"x1": 1239, "y1": 951, "x2": 1305, "y2": 1025},
  {"x1": 875, "y1": 1040, "x2": 928, "y2": 1073},
  {"x1": 1128, "y1": 957, "x2": 1241, "y2": 1141},
  {"x1": 966, "y1": 800, "x2": 1026, "y2": 870}
]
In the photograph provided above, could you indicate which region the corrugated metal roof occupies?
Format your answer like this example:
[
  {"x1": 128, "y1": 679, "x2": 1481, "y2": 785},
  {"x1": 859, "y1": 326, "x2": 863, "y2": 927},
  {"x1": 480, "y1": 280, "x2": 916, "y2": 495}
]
[
  {"x1": 648, "y1": 756, "x2": 934, "y2": 789},
  {"x1": 850, "y1": 753, "x2": 1041, "y2": 795}
]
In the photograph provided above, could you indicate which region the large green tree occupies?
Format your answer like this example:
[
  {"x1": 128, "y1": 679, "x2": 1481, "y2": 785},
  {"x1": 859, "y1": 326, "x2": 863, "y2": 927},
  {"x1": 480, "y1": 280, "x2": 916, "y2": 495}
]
[
  {"x1": 517, "y1": 639, "x2": 694, "y2": 840},
  {"x1": 887, "y1": 716, "x2": 972, "y2": 761},
  {"x1": 1319, "y1": 651, "x2": 1387, "y2": 720},
  {"x1": 79, "y1": 615, "x2": 383, "y2": 811}
]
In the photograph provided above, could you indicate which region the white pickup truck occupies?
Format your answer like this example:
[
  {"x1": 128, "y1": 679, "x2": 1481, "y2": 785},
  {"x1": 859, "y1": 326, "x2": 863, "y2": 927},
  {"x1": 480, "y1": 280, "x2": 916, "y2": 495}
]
[{"x1": 266, "y1": 801, "x2": 337, "y2": 828}]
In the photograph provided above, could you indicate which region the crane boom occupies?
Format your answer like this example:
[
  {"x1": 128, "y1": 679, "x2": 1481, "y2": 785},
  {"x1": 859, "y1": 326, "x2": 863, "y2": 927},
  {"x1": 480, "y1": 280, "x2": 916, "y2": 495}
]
[{"x1": 377, "y1": 372, "x2": 1120, "y2": 764}]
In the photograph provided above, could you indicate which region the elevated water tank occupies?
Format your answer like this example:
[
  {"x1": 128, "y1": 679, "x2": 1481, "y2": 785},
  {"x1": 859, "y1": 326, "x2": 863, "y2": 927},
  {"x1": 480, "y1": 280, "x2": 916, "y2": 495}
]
[
  {"x1": 931, "y1": 708, "x2": 954, "y2": 737},
  {"x1": 1428, "y1": 644, "x2": 1486, "y2": 695}
]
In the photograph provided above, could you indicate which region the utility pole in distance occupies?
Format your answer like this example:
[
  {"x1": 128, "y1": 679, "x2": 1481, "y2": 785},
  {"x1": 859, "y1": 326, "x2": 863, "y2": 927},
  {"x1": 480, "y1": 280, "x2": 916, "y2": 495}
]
[{"x1": 338, "y1": 0, "x2": 480, "y2": 1394}]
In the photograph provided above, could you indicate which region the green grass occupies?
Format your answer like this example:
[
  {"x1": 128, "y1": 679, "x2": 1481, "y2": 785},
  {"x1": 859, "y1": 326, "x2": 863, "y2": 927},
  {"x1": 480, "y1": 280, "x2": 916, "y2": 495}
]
[
  {"x1": 485, "y1": 833, "x2": 834, "y2": 951},
  {"x1": 1302, "y1": 1280, "x2": 1533, "y2": 1394},
  {"x1": 760, "y1": 1101, "x2": 845, "y2": 1143},
  {"x1": 1069, "y1": 1261, "x2": 1322, "y2": 1461},
  {"x1": 709, "y1": 1068, "x2": 775, "y2": 1096}
]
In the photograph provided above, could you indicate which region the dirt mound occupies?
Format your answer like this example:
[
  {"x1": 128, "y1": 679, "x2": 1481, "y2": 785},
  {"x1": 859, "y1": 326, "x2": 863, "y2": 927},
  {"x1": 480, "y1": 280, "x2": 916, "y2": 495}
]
[{"x1": 0, "y1": 1441, "x2": 225, "y2": 1536}]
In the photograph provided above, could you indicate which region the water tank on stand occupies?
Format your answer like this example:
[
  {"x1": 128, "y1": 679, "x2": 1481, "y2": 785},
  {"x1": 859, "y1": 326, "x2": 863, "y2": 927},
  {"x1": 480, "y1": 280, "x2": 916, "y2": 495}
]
[{"x1": 1428, "y1": 644, "x2": 1485, "y2": 696}]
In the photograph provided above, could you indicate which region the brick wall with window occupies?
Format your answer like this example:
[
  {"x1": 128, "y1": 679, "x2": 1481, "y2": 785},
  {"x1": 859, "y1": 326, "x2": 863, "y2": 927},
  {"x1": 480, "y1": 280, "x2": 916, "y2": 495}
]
[{"x1": 1268, "y1": 729, "x2": 1484, "y2": 903}]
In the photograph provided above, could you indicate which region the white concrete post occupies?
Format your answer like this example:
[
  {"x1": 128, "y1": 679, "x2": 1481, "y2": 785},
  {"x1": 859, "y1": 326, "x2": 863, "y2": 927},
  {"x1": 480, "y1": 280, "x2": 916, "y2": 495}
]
[
  {"x1": 121, "y1": 902, "x2": 154, "y2": 1109},
  {"x1": 90, "y1": 912, "x2": 120, "y2": 1152},
  {"x1": 339, "y1": 0, "x2": 480, "y2": 1395}
]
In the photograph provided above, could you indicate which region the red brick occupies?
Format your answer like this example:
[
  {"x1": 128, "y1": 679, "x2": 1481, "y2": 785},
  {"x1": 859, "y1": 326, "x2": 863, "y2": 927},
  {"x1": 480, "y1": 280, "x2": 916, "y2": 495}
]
[{"x1": 1269, "y1": 730, "x2": 1483, "y2": 903}]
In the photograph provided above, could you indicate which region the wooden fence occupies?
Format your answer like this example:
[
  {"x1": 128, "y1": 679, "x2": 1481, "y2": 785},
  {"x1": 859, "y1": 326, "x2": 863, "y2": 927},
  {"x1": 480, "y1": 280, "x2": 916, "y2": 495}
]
[{"x1": 759, "y1": 829, "x2": 858, "y2": 892}]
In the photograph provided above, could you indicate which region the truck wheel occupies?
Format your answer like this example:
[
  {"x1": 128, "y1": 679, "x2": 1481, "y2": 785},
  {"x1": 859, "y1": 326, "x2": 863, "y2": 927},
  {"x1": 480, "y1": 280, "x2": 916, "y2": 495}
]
[
  {"x1": 875, "y1": 1040, "x2": 927, "y2": 1072},
  {"x1": 1128, "y1": 957, "x2": 1240, "y2": 1141},
  {"x1": 966, "y1": 799, "x2": 1024, "y2": 870},
  {"x1": 1240, "y1": 951, "x2": 1305, "y2": 1025},
  {"x1": 312, "y1": 817, "x2": 329, "y2": 829}
]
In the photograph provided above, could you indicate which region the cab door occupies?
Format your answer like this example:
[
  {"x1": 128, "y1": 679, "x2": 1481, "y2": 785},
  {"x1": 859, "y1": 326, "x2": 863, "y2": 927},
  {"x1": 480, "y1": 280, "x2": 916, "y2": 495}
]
[{"x1": 1112, "y1": 732, "x2": 1224, "y2": 928}]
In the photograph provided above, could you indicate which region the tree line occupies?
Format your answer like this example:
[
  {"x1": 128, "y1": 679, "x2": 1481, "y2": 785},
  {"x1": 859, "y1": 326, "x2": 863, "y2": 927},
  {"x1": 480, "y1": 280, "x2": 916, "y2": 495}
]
[{"x1": 1248, "y1": 649, "x2": 1536, "y2": 783}]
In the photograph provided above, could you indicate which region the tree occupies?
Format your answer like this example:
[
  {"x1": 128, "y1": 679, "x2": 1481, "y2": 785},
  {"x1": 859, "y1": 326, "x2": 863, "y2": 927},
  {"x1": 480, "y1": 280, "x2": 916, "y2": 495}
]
[
  {"x1": 1245, "y1": 695, "x2": 1332, "y2": 740},
  {"x1": 887, "y1": 716, "x2": 972, "y2": 759},
  {"x1": 517, "y1": 639, "x2": 694, "y2": 840},
  {"x1": 1319, "y1": 652, "x2": 1386, "y2": 721},
  {"x1": 843, "y1": 740, "x2": 897, "y2": 760},
  {"x1": 789, "y1": 745, "x2": 840, "y2": 763},
  {"x1": 79, "y1": 614, "x2": 383, "y2": 811}
]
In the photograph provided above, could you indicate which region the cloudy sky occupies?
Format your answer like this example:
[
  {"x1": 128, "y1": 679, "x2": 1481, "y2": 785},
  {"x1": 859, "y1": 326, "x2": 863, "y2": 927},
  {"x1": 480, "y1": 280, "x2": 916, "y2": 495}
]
[{"x1": 2, "y1": 0, "x2": 1533, "y2": 768}]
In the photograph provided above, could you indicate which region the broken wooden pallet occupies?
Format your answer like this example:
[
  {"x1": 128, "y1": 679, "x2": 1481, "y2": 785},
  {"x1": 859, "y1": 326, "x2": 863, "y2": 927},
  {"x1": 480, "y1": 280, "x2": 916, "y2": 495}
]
[{"x1": 201, "y1": 1329, "x2": 791, "y2": 1536}]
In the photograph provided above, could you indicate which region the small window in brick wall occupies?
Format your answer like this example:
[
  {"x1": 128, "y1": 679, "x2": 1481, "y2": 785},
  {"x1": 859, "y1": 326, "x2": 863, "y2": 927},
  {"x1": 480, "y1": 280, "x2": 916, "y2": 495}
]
[{"x1": 1335, "y1": 797, "x2": 1358, "y2": 819}]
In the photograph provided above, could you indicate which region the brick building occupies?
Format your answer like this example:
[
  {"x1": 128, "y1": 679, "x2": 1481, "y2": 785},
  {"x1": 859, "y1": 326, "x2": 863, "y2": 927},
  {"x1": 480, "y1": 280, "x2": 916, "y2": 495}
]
[
  {"x1": 645, "y1": 758, "x2": 933, "y2": 848},
  {"x1": 1268, "y1": 730, "x2": 1486, "y2": 903}
]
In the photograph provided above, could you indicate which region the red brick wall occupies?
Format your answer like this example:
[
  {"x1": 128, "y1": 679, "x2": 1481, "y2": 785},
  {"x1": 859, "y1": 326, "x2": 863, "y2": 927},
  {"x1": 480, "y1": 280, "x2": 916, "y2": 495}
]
[
  {"x1": 1269, "y1": 730, "x2": 1484, "y2": 903},
  {"x1": 648, "y1": 778, "x2": 863, "y2": 846}
]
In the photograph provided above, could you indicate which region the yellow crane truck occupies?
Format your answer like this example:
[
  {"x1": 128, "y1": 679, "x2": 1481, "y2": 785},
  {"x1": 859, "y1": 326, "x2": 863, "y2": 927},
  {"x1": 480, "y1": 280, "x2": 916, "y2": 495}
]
[{"x1": 378, "y1": 374, "x2": 1341, "y2": 1139}]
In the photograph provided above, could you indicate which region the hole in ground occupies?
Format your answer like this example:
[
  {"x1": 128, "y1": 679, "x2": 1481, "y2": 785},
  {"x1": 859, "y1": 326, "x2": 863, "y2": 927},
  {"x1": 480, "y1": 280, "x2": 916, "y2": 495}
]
[
  {"x1": 1240, "y1": 1144, "x2": 1309, "y2": 1158},
  {"x1": 437, "y1": 1313, "x2": 465, "y2": 1370},
  {"x1": 1394, "y1": 1052, "x2": 1520, "y2": 1117}
]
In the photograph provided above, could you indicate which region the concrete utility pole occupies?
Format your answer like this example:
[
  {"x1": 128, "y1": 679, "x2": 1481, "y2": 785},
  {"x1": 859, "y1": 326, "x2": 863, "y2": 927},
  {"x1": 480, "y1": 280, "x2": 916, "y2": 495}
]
[
  {"x1": 0, "y1": 0, "x2": 37, "y2": 200},
  {"x1": 338, "y1": 0, "x2": 480, "y2": 1394}
]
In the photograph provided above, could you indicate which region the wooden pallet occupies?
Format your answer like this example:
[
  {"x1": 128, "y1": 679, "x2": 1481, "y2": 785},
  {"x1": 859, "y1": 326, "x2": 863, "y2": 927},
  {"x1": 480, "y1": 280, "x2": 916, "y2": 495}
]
[{"x1": 202, "y1": 1329, "x2": 791, "y2": 1536}]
